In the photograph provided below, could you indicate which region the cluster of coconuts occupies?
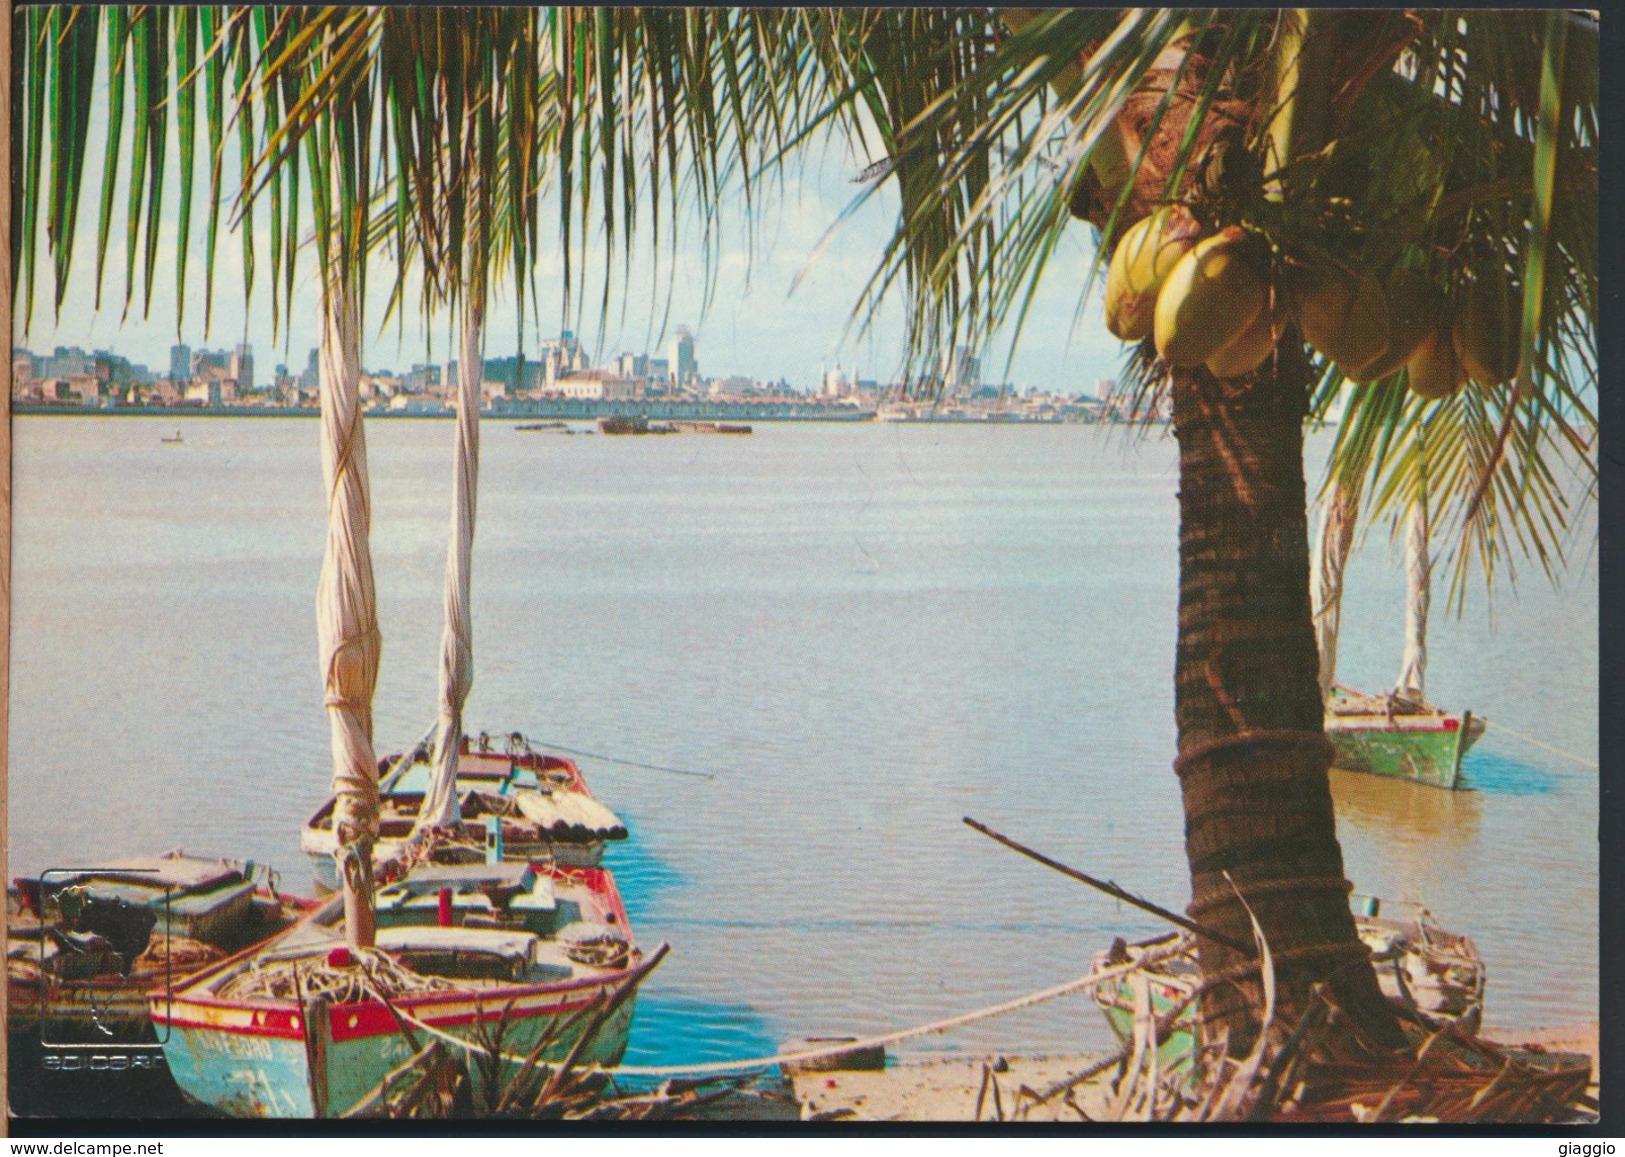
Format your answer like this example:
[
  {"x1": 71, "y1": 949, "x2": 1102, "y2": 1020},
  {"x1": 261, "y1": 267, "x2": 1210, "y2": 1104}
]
[{"x1": 1103, "y1": 206, "x2": 1521, "y2": 399}]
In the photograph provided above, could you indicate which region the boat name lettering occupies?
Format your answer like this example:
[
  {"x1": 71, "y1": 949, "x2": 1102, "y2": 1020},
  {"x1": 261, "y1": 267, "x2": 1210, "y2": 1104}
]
[{"x1": 189, "y1": 1029, "x2": 277, "y2": 1059}]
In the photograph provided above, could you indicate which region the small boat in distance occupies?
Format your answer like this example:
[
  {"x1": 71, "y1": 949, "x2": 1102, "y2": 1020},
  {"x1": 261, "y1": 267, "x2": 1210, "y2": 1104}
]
[
  {"x1": 155, "y1": 860, "x2": 651, "y2": 1118},
  {"x1": 161, "y1": 430, "x2": 183, "y2": 443},
  {"x1": 300, "y1": 732, "x2": 629, "y2": 892},
  {"x1": 668, "y1": 420, "x2": 752, "y2": 435},
  {"x1": 7, "y1": 851, "x2": 313, "y2": 1044},
  {"x1": 1325, "y1": 685, "x2": 1484, "y2": 789},
  {"x1": 598, "y1": 414, "x2": 676, "y2": 435},
  {"x1": 1312, "y1": 486, "x2": 1481, "y2": 788}
]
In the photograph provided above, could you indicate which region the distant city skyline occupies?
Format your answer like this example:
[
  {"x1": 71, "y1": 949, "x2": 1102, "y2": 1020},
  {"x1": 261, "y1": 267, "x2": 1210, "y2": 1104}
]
[
  {"x1": 13, "y1": 51, "x2": 1126, "y2": 396},
  {"x1": 12, "y1": 328, "x2": 1077, "y2": 404}
]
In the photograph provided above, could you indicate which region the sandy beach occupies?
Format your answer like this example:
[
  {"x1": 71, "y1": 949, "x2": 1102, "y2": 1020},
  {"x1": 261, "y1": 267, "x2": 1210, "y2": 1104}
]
[{"x1": 788, "y1": 1024, "x2": 1601, "y2": 1122}]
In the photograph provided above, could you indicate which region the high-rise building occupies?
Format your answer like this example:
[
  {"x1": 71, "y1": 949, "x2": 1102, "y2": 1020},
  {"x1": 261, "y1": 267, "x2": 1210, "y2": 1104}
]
[
  {"x1": 301, "y1": 347, "x2": 321, "y2": 390},
  {"x1": 230, "y1": 343, "x2": 255, "y2": 392},
  {"x1": 192, "y1": 349, "x2": 229, "y2": 378},
  {"x1": 669, "y1": 327, "x2": 697, "y2": 384},
  {"x1": 170, "y1": 343, "x2": 192, "y2": 382},
  {"x1": 948, "y1": 346, "x2": 980, "y2": 395}
]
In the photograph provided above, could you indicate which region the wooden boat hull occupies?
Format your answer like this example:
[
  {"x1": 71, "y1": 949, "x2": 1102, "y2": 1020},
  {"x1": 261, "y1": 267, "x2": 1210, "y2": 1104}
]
[
  {"x1": 153, "y1": 864, "x2": 643, "y2": 1118},
  {"x1": 1094, "y1": 907, "x2": 1486, "y2": 1071},
  {"x1": 1324, "y1": 688, "x2": 1484, "y2": 789},
  {"x1": 304, "y1": 834, "x2": 602, "y2": 894},
  {"x1": 154, "y1": 977, "x2": 636, "y2": 1118},
  {"x1": 301, "y1": 737, "x2": 625, "y2": 892},
  {"x1": 1325, "y1": 714, "x2": 1484, "y2": 789},
  {"x1": 12, "y1": 969, "x2": 184, "y2": 1043},
  {"x1": 9, "y1": 863, "x2": 313, "y2": 1043},
  {"x1": 1096, "y1": 981, "x2": 1200, "y2": 1073}
]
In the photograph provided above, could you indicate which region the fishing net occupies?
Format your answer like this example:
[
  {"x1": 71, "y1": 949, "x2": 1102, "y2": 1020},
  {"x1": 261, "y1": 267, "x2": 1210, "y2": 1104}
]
[
  {"x1": 217, "y1": 946, "x2": 462, "y2": 1004},
  {"x1": 557, "y1": 923, "x2": 632, "y2": 969},
  {"x1": 131, "y1": 935, "x2": 224, "y2": 975}
]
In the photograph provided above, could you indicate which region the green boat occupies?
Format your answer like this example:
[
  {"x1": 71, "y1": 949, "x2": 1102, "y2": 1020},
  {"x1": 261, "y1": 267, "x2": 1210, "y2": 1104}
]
[
  {"x1": 1312, "y1": 486, "x2": 1483, "y2": 790},
  {"x1": 1324, "y1": 686, "x2": 1486, "y2": 790},
  {"x1": 1091, "y1": 899, "x2": 1486, "y2": 1075}
]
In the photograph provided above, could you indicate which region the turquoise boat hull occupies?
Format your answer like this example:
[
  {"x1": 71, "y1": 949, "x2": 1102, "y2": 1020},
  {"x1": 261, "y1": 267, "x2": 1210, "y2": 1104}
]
[
  {"x1": 156, "y1": 974, "x2": 637, "y2": 1118},
  {"x1": 152, "y1": 863, "x2": 644, "y2": 1118}
]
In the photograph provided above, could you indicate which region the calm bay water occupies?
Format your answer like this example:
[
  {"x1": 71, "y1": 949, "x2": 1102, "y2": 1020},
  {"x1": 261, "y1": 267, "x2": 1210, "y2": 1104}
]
[{"x1": 8, "y1": 415, "x2": 1597, "y2": 1064}]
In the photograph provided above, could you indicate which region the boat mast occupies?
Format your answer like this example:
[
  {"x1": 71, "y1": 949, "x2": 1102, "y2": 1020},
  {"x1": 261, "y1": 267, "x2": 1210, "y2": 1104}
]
[
  {"x1": 1310, "y1": 477, "x2": 1360, "y2": 702},
  {"x1": 416, "y1": 284, "x2": 484, "y2": 835},
  {"x1": 1395, "y1": 486, "x2": 1429, "y2": 701},
  {"x1": 413, "y1": 120, "x2": 493, "y2": 836},
  {"x1": 316, "y1": 251, "x2": 382, "y2": 950}
]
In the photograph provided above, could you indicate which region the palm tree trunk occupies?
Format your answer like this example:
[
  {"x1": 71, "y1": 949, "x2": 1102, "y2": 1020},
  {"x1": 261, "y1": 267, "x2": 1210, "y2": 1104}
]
[
  {"x1": 1171, "y1": 341, "x2": 1404, "y2": 1056},
  {"x1": 316, "y1": 267, "x2": 382, "y2": 949}
]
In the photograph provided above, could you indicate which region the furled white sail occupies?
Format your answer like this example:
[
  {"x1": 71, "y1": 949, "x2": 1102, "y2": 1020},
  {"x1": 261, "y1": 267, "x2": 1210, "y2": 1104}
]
[
  {"x1": 1395, "y1": 497, "x2": 1429, "y2": 700},
  {"x1": 316, "y1": 274, "x2": 382, "y2": 949},
  {"x1": 415, "y1": 296, "x2": 484, "y2": 834},
  {"x1": 1310, "y1": 479, "x2": 1359, "y2": 702}
]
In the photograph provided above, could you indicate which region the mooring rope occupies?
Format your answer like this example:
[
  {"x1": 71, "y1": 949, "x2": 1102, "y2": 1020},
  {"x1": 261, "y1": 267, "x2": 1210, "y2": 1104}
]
[
  {"x1": 522, "y1": 740, "x2": 717, "y2": 781},
  {"x1": 1479, "y1": 718, "x2": 1598, "y2": 770},
  {"x1": 382, "y1": 943, "x2": 1187, "y2": 1078}
]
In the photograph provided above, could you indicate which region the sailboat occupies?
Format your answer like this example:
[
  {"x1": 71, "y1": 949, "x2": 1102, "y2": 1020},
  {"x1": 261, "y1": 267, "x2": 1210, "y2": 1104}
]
[
  {"x1": 151, "y1": 860, "x2": 649, "y2": 1117},
  {"x1": 154, "y1": 214, "x2": 652, "y2": 1117},
  {"x1": 1312, "y1": 484, "x2": 1485, "y2": 789},
  {"x1": 299, "y1": 732, "x2": 628, "y2": 892}
]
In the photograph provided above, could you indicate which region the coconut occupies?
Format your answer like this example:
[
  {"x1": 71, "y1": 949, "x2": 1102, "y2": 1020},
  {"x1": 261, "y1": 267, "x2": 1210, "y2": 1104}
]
[
  {"x1": 1350, "y1": 267, "x2": 1441, "y2": 384},
  {"x1": 1204, "y1": 303, "x2": 1282, "y2": 379},
  {"x1": 1104, "y1": 207, "x2": 1201, "y2": 341},
  {"x1": 1452, "y1": 269, "x2": 1520, "y2": 387},
  {"x1": 1405, "y1": 329, "x2": 1467, "y2": 400},
  {"x1": 1297, "y1": 265, "x2": 1390, "y2": 377},
  {"x1": 1153, "y1": 226, "x2": 1268, "y2": 367}
]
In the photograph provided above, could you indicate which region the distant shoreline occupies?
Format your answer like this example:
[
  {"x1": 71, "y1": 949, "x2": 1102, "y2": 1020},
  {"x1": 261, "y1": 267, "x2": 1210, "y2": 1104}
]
[
  {"x1": 10, "y1": 402, "x2": 1125, "y2": 425},
  {"x1": 12, "y1": 401, "x2": 887, "y2": 422}
]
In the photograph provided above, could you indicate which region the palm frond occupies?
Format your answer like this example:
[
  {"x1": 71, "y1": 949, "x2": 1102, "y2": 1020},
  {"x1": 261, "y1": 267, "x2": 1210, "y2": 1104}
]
[{"x1": 10, "y1": 7, "x2": 1596, "y2": 605}]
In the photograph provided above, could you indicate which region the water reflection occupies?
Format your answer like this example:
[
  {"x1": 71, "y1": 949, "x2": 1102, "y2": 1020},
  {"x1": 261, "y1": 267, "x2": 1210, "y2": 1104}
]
[
  {"x1": 600, "y1": 814, "x2": 687, "y2": 916},
  {"x1": 1330, "y1": 766, "x2": 1483, "y2": 860},
  {"x1": 1458, "y1": 748, "x2": 1562, "y2": 796},
  {"x1": 621, "y1": 990, "x2": 780, "y2": 1069}
]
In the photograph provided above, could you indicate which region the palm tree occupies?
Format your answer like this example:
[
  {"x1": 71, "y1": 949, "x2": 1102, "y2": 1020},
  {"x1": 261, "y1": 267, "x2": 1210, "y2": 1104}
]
[
  {"x1": 10, "y1": 3, "x2": 788, "y2": 948},
  {"x1": 791, "y1": 7, "x2": 1595, "y2": 1059},
  {"x1": 12, "y1": 6, "x2": 1596, "y2": 1065}
]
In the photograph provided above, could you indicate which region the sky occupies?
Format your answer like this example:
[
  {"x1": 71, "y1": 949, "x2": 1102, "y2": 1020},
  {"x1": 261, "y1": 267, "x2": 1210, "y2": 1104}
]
[{"x1": 14, "y1": 49, "x2": 1128, "y2": 395}]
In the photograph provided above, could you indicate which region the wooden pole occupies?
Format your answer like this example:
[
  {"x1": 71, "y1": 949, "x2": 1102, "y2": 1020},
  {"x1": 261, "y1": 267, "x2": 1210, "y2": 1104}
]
[{"x1": 962, "y1": 816, "x2": 1252, "y2": 953}]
